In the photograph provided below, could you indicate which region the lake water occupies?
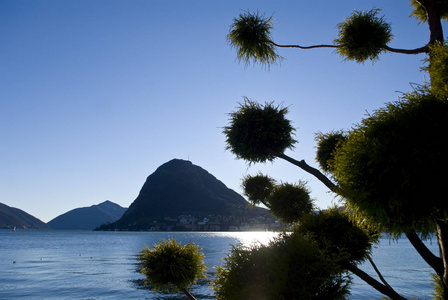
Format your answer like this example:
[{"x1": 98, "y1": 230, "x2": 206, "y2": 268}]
[{"x1": 0, "y1": 230, "x2": 439, "y2": 299}]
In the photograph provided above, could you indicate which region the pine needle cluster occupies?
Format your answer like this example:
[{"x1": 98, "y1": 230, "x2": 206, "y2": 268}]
[
  {"x1": 227, "y1": 11, "x2": 282, "y2": 67},
  {"x1": 139, "y1": 238, "x2": 207, "y2": 294},
  {"x1": 334, "y1": 8, "x2": 393, "y2": 63},
  {"x1": 223, "y1": 98, "x2": 296, "y2": 164}
]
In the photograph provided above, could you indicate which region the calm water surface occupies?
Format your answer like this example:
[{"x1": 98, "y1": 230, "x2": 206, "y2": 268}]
[{"x1": 0, "y1": 230, "x2": 438, "y2": 299}]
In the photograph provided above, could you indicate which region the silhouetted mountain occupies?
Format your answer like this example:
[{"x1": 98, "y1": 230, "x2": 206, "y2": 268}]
[
  {"x1": 0, "y1": 202, "x2": 49, "y2": 229},
  {"x1": 97, "y1": 159, "x2": 275, "y2": 231},
  {"x1": 48, "y1": 200, "x2": 127, "y2": 230}
]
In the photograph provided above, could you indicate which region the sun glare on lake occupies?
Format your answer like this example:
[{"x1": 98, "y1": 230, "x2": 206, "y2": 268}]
[{"x1": 213, "y1": 231, "x2": 279, "y2": 246}]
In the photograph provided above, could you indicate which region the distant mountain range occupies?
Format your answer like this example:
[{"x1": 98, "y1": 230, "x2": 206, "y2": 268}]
[
  {"x1": 48, "y1": 201, "x2": 127, "y2": 230},
  {"x1": 2, "y1": 159, "x2": 277, "y2": 232},
  {"x1": 0, "y1": 201, "x2": 126, "y2": 230},
  {"x1": 0, "y1": 202, "x2": 49, "y2": 229},
  {"x1": 97, "y1": 159, "x2": 276, "y2": 231}
]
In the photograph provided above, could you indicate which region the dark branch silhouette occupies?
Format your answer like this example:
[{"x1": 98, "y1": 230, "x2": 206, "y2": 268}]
[
  {"x1": 273, "y1": 151, "x2": 338, "y2": 193},
  {"x1": 270, "y1": 41, "x2": 428, "y2": 55}
]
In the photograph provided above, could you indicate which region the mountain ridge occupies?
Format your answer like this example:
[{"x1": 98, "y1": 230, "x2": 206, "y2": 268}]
[
  {"x1": 98, "y1": 159, "x2": 275, "y2": 231},
  {"x1": 0, "y1": 202, "x2": 49, "y2": 229},
  {"x1": 48, "y1": 200, "x2": 127, "y2": 230}
]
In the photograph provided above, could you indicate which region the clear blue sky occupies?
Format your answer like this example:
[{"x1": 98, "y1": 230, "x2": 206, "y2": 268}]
[{"x1": 1, "y1": 0, "x2": 444, "y2": 223}]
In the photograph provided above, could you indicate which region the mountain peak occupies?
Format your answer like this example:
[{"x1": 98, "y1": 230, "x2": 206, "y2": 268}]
[
  {"x1": 96, "y1": 200, "x2": 123, "y2": 210},
  {"x1": 100, "y1": 200, "x2": 114, "y2": 205},
  {"x1": 100, "y1": 159, "x2": 271, "y2": 231},
  {"x1": 156, "y1": 159, "x2": 193, "y2": 171},
  {"x1": 48, "y1": 201, "x2": 127, "y2": 230},
  {"x1": 164, "y1": 158, "x2": 192, "y2": 165}
]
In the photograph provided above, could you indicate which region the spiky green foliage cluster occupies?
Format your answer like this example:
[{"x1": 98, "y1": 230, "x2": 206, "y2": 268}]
[
  {"x1": 409, "y1": 0, "x2": 448, "y2": 24},
  {"x1": 269, "y1": 182, "x2": 314, "y2": 224},
  {"x1": 332, "y1": 91, "x2": 448, "y2": 234},
  {"x1": 296, "y1": 207, "x2": 373, "y2": 266},
  {"x1": 431, "y1": 273, "x2": 445, "y2": 300},
  {"x1": 223, "y1": 98, "x2": 296, "y2": 164},
  {"x1": 315, "y1": 131, "x2": 348, "y2": 173},
  {"x1": 139, "y1": 238, "x2": 207, "y2": 293},
  {"x1": 334, "y1": 8, "x2": 393, "y2": 63},
  {"x1": 243, "y1": 174, "x2": 313, "y2": 223},
  {"x1": 227, "y1": 11, "x2": 282, "y2": 67},
  {"x1": 409, "y1": 0, "x2": 429, "y2": 24},
  {"x1": 423, "y1": 41, "x2": 448, "y2": 99},
  {"x1": 242, "y1": 173, "x2": 275, "y2": 206},
  {"x1": 212, "y1": 232, "x2": 350, "y2": 300}
]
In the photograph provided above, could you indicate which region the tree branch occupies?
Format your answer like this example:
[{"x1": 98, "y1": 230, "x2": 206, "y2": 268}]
[
  {"x1": 368, "y1": 256, "x2": 394, "y2": 290},
  {"x1": 383, "y1": 45, "x2": 428, "y2": 55},
  {"x1": 274, "y1": 152, "x2": 338, "y2": 193},
  {"x1": 270, "y1": 41, "x2": 339, "y2": 50},
  {"x1": 270, "y1": 41, "x2": 428, "y2": 55},
  {"x1": 406, "y1": 230, "x2": 443, "y2": 276},
  {"x1": 416, "y1": 0, "x2": 445, "y2": 44},
  {"x1": 435, "y1": 220, "x2": 448, "y2": 296},
  {"x1": 345, "y1": 264, "x2": 406, "y2": 300},
  {"x1": 181, "y1": 288, "x2": 197, "y2": 300}
]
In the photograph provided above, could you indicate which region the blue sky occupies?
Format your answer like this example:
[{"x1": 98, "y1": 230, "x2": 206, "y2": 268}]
[{"x1": 1, "y1": 0, "x2": 444, "y2": 223}]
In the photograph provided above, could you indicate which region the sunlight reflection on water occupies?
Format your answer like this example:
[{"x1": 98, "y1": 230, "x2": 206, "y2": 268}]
[
  {"x1": 0, "y1": 230, "x2": 438, "y2": 299},
  {"x1": 205, "y1": 231, "x2": 278, "y2": 246}
]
